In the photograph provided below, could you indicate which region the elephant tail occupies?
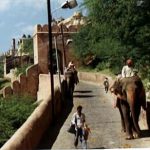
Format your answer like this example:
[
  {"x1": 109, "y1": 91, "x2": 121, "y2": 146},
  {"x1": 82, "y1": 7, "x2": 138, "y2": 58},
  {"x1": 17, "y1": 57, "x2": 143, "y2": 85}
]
[{"x1": 140, "y1": 87, "x2": 147, "y2": 111}]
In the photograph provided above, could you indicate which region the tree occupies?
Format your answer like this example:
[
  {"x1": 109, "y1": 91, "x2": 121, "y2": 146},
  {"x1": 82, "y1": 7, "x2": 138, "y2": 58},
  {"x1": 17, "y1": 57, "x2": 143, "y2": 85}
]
[{"x1": 73, "y1": 0, "x2": 150, "y2": 77}]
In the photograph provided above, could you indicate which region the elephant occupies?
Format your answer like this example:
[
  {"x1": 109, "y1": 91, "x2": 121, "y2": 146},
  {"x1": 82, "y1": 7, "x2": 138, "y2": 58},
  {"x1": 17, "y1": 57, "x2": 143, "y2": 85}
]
[
  {"x1": 64, "y1": 68, "x2": 79, "y2": 98},
  {"x1": 110, "y1": 75, "x2": 146, "y2": 140}
]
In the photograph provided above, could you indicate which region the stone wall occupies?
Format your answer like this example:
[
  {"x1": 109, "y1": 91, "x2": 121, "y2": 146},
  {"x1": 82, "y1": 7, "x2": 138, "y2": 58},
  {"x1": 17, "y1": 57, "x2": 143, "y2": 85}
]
[
  {"x1": 78, "y1": 71, "x2": 114, "y2": 86},
  {"x1": 3, "y1": 64, "x2": 39, "y2": 98},
  {"x1": 37, "y1": 74, "x2": 63, "y2": 102},
  {"x1": 26, "y1": 65, "x2": 39, "y2": 97}
]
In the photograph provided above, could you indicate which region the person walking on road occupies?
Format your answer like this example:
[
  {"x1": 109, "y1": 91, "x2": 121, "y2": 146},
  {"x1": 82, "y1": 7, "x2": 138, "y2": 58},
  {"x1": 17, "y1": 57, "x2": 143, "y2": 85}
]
[
  {"x1": 71, "y1": 105, "x2": 86, "y2": 148},
  {"x1": 103, "y1": 77, "x2": 109, "y2": 93},
  {"x1": 82, "y1": 123, "x2": 91, "y2": 149}
]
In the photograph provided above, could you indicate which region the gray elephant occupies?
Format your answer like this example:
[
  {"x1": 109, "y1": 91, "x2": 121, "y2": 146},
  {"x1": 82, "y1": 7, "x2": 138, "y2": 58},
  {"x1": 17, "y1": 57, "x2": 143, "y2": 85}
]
[
  {"x1": 64, "y1": 68, "x2": 79, "y2": 98},
  {"x1": 110, "y1": 75, "x2": 146, "y2": 140}
]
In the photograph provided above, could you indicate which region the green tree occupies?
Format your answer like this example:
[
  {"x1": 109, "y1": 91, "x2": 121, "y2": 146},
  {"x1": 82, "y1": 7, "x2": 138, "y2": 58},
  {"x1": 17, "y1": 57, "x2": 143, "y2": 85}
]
[{"x1": 73, "y1": 0, "x2": 150, "y2": 77}]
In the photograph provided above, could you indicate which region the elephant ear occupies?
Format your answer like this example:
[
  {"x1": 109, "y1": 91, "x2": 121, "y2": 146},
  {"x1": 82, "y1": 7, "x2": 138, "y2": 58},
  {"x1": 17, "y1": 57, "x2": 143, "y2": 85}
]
[
  {"x1": 119, "y1": 80, "x2": 128, "y2": 98},
  {"x1": 111, "y1": 79, "x2": 123, "y2": 95},
  {"x1": 117, "y1": 82, "x2": 123, "y2": 95}
]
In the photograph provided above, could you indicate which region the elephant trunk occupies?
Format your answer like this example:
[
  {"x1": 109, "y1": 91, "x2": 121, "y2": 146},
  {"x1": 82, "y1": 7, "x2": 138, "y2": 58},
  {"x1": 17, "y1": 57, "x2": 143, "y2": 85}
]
[{"x1": 130, "y1": 100, "x2": 141, "y2": 135}]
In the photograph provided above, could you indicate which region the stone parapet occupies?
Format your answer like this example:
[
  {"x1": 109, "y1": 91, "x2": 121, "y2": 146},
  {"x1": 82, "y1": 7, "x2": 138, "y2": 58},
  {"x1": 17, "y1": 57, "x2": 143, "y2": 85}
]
[
  {"x1": 26, "y1": 64, "x2": 39, "y2": 97},
  {"x1": 78, "y1": 71, "x2": 114, "y2": 86},
  {"x1": 19, "y1": 74, "x2": 27, "y2": 95},
  {"x1": 33, "y1": 24, "x2": 48, "y2": 35},
  {"x1": 33, "y1": 24, "x2": 78, "y2": 36},
  {"x1": 12, "y1": 80, "x2": 20, "y2": 95},
  {"x1": 37, "y1": 74, "x2": 63, "y2": 101},
  {"x1": 3, "y1": 64, "x2": 39, "y2": 98}
]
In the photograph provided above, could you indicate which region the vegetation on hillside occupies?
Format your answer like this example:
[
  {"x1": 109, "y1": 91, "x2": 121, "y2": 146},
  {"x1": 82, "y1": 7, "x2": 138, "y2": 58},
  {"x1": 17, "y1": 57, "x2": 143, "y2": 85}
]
[
  {"x1": 0, "y1": 78, "x2": 10, "y2": 90},
  {"x1": 15, "y1": 63, "x2": 33, "y2": 76},
  {"x1": 73, "y1": 0, "x2": 150, "y2": 79},
  {"x1": 0, "y1": 95, "x2": 37, "y2": 147}
]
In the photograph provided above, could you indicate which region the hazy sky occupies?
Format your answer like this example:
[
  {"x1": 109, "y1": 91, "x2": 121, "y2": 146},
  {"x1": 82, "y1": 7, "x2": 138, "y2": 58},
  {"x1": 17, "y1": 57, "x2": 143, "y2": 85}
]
[{"x1": 0, "y1": 0, "x2": 85, "y2": 54}]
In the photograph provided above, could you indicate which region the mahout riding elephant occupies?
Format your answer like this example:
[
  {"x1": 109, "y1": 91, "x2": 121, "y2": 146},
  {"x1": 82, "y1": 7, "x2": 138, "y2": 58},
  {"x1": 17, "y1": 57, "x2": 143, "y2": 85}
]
[
  {"x1": 110, "y1": 75, "x2": 146, "y2": 140},
  {"x1": 64, "y1": 68, "x2": 79, "y2": 98}
]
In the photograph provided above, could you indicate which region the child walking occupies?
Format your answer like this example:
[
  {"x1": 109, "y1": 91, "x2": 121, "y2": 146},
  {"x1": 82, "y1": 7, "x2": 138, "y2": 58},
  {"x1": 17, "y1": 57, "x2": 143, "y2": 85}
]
[
  {"x1": 82, "y1": 123, "x2": 91, "y2": 149},
  {"x1": 103, "y1": 77, "x2": 109, "y2": 93}
]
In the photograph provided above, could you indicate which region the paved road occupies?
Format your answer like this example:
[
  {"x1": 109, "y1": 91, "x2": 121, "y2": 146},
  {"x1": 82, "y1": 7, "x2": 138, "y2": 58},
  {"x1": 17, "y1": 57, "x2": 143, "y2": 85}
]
[{"x1": 50, "y1": 81, "x2": 150, "y2": 149}]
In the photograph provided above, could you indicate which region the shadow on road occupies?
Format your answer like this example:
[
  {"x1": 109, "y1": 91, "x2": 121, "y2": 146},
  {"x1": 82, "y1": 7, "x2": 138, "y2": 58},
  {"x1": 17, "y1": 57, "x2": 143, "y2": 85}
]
[
  {"x1": 73, "y1": 95, "x2": 95, "y2": 98},
  {"x1": 36, "y1": 101, "x2": 73, "y2": 149},
  {"x1": 74, "y1": 90, "x2": 93, "y2": 93},
  {"x1": 141, "y1": 129, "x2": 150, "y2": 138},
  {"x1": 89, "y1": 147, "x2": 106, "y2": 149}
]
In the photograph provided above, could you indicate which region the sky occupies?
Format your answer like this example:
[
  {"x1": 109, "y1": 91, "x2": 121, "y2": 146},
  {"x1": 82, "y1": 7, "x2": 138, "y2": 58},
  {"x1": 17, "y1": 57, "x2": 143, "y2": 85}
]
[{"x1": 0, "y1": 0, "x2": 85, "y2": 54}]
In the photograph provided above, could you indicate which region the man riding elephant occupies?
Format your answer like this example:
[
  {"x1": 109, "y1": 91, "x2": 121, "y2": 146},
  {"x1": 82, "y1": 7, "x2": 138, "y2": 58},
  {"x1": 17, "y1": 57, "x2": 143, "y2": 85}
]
[{"x1": 110, "y1": 59, "x2": 147, "y2": 140}]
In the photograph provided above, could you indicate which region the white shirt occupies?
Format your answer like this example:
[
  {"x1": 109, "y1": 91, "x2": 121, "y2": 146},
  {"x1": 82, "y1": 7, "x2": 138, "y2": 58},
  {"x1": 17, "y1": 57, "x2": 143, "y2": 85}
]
[
  {"x1": 71, "y1": 112, "x2": 85, "y2": 128},
  {"x1": 68, "y1": 62, "x2": 74, "y2": 68},
  {"x1": 121, "y1": 65, "x2": 134, "y2": 78}
]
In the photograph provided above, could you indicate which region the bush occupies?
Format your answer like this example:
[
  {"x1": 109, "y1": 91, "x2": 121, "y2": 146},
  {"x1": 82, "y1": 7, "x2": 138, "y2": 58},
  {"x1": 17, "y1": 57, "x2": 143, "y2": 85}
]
[
  {"x1": 0, "y1": 78, "x2": 10, "y2": 89},
  {"x1": 15, "y1": 64, "x2": 32, "y2": 76},
  {"x1": 95, "y1": 62, "x2": 110, "y2": 71},
  {"x1": 0, "y1": 95, "x2": 37, "y2": 147}
]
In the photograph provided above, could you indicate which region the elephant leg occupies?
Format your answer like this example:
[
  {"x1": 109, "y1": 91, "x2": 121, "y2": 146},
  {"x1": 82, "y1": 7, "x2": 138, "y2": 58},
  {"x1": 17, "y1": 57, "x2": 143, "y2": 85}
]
[
  {"x1": 131, "y1": 117, "x2": 140, "y2": 139},
  {"x1": 69, "y1": 83, "x2": 73, "y2": 98},
  {"x1": 120, "y1": 101, "x2": 134, "y2": 140},
  {"x1": 131, "y1": 104, "x2": 141, "y2": 138},
  {"x1": 66, "y1": 79, "x2": 70, "y2": 97},
  {"x1": 117, "y1": 99, "x2": 126, "y2": 132},
  {"x1": 66, "y1": 78, "x2": 73, "y2": 101}
]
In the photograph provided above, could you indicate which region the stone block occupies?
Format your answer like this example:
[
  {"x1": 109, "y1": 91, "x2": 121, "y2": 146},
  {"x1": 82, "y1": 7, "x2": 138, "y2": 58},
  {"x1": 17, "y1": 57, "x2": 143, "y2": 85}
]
[
  {"x1": 27, "y1": 64, "x2": 39, "y2": 98},
  {"x1": 42, "y1": 24, "x2": 48, "y2": 32},
  {"x1": 52, "y1": 25, "x2": 60, "y2": 33},
  {"x1": 12, "y1": 80, "x2": 21, "y2": 95},
  {"x1": 37, "y1": 24, "x2": 42, "y2": 32},
  {"x1": 37, "y1": 74, "x2": 63, "y2": 101},
  {"x1": 3, "y1": 86, "x2": 13, "y2": 98},
  {"x1": 19, "y1": 74, "x2": 27, "y2": 95}
]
